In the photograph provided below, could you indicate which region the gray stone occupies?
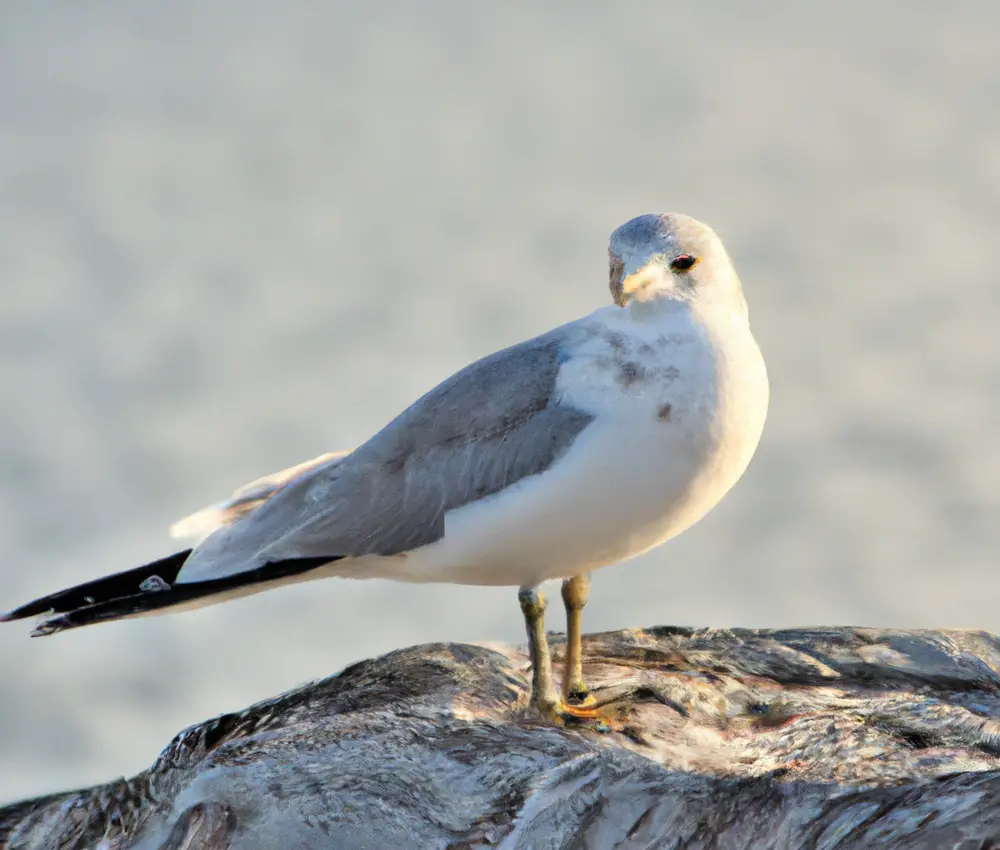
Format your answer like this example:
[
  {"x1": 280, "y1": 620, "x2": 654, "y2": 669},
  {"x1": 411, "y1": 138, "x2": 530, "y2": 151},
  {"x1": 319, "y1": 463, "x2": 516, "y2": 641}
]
[{"x1": 4, "y1": 626, "x2": 1000, "y2": 848}]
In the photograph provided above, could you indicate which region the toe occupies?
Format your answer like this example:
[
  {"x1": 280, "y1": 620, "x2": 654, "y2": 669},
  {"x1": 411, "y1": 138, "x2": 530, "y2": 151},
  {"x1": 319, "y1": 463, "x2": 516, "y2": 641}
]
[{"x1": 558, "y1": 699, "x2": 600, "y2": 720}]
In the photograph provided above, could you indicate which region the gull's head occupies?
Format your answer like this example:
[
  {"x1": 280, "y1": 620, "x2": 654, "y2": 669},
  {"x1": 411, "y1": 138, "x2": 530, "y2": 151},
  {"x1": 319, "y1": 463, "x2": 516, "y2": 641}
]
[{"x1": 608, "y1": 213, "x2": 745, "y2": 313}]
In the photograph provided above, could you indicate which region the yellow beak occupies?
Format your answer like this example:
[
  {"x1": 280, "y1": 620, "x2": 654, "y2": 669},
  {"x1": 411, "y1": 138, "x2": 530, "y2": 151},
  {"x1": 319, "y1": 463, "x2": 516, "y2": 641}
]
[{"x1": 620, "y1": 264, "x2": 659, "y2": 301}]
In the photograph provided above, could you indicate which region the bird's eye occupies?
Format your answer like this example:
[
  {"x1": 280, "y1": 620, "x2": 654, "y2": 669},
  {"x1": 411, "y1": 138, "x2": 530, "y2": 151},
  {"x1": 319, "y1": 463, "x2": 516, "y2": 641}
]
[{"x1": 670, "y1": 254, "x2": 699, "y2": 272}]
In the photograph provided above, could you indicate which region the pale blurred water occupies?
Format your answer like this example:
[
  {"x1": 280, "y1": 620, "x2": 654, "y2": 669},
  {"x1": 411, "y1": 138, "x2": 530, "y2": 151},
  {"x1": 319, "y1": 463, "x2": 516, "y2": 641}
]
[{"x1": 1, "y1": 0, "x2": 998, "y2": 803}]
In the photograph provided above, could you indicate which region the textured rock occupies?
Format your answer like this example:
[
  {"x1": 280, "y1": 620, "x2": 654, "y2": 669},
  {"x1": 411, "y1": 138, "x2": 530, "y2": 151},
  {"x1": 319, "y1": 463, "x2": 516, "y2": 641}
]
[{"x1": 4, "y1": 626, "x2": 1000, "y2": 849}]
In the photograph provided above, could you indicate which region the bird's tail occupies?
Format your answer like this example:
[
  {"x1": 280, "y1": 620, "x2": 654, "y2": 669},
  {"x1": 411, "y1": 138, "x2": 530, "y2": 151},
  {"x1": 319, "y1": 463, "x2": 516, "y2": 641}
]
[{"x1": 1, "y1": 550, "x2": 337, "y2": 637}]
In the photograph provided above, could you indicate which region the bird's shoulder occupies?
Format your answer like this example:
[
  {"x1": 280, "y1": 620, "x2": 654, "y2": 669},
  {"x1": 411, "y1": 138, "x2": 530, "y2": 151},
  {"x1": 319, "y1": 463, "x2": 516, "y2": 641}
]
[{"x1": 351, "y1": 321, "x2": 592, "y2": 462}]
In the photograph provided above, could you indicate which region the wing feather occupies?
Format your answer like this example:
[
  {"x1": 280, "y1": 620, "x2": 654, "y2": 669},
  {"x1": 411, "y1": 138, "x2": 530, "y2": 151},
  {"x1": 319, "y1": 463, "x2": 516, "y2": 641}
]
[
  {"x1": 169, "y1": 451, "x2": 348, "y2": 542},
  {"x1": 177, "y1": 329, "x2": 594, "y2": 583}
]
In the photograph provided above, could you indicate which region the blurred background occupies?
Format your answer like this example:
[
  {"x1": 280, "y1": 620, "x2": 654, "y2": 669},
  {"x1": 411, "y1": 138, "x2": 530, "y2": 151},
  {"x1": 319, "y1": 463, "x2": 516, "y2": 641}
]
[{"x1": 1, "y1": 0, "x2": 998, "y2": 803}]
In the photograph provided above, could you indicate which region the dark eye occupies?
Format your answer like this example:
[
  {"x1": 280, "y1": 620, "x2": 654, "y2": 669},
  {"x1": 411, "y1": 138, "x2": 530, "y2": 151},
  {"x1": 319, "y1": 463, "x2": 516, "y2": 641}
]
[{"x1": 670, "y1": 254, "x2": 699, "y2": 272}]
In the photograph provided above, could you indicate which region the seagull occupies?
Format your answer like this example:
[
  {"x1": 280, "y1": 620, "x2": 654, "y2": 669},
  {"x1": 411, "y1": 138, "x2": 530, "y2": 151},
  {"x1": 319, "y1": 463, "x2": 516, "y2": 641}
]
[{"x1": 2, "y1": 213, "x2": 769, "y2": 723}]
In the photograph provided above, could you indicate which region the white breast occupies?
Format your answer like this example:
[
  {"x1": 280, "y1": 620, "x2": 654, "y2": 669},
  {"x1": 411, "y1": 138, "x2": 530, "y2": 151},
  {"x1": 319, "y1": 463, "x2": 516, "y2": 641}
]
[{"x1": 358, "y1": 303, "x2": 769, "y2": 587}]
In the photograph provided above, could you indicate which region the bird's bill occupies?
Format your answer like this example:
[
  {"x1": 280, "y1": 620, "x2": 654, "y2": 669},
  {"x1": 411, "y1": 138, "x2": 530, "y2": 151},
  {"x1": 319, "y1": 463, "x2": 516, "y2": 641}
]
[{"x1": 620, "y1": 263, "x2": 662, "y2": 302}]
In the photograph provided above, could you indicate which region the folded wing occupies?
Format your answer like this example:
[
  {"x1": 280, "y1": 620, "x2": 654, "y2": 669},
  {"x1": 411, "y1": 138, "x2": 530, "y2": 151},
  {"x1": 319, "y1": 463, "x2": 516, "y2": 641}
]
[{"x1": 176, "y1": 330, "x2": 594, "y2": 583}]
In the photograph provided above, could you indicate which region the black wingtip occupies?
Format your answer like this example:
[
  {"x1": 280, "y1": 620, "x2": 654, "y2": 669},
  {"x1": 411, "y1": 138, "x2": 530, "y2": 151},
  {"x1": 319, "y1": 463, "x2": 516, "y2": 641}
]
[
  {"x1": 0, "y1": 604, "x2": 47, "y2": 624},
  {"x1": 2, "y1": 604, "x2": 50, "y2": 624},
  {"x1": 1, "y1": 549, "x2": 193, "y2": 623},
  {"x1": 14, "y1": 554, "x2": 340, "y2": 637},
  {"x1": 29, "y1": 618, "x2": 65, "y2": 638}
]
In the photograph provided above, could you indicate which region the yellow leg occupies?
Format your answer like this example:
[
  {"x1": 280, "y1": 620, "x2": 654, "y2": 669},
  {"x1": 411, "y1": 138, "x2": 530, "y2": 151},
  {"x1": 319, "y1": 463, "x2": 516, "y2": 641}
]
[
  {"x1": 518, "y1": 585, "x2": 599, "y2": 722},
  {"x1": 518, "y1": 585, "x2": 559, "y2": 715},
  {"x1": 561, "y1": 573, "x2": 591, "y2": 702}
]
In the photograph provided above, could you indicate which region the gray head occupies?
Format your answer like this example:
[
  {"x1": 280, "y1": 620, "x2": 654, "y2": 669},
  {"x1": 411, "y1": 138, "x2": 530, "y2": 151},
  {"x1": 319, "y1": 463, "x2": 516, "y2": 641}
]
[{"x1": 608, "y1": 213, "x2": 745, "y2": 312}]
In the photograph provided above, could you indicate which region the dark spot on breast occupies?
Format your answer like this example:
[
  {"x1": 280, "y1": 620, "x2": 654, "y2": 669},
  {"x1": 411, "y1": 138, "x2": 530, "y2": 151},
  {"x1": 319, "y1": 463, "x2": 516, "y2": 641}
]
[
  {"x1": 657, "y1": 403, "x2": 672, "y2": 421},
  {"x1": 605, "y1": 332, "x2": 626, "y2": 352},
  {"x1": 617, "y1": 361, "x2": 644, "y2": 387}
]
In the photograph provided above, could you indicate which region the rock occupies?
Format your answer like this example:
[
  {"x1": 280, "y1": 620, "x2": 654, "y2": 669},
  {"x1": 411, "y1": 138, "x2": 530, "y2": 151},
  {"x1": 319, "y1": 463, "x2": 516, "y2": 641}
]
[{"x1": 4, "y1": 626, "x2": 1000, "y2": 849}]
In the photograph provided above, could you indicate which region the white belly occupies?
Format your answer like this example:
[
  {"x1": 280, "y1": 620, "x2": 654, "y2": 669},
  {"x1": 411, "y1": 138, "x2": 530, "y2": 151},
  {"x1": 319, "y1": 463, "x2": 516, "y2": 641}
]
[{"x1": 350, "y1": 305, "x2": 769, "y2": 587}]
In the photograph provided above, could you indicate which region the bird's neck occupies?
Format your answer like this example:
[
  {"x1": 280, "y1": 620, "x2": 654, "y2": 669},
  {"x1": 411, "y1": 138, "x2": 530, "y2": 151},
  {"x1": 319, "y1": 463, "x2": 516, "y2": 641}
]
[
  {"x1": 626, "y1": 293, "x2": 749, "y2": 333},
  {"x1": 625, "y1": 293, "x2": 691, "y2": 323}
]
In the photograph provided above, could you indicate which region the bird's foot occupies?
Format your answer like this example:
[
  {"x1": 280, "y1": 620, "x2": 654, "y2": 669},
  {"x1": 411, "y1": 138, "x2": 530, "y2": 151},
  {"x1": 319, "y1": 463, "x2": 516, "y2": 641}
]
[
  {"x1": 532, "y1": 688, "x2": 636, "y2": 728},
  {"x1": 562, "y1": 686, "x2": 599, "y2": 713},
  {"x1": 532, "y1": 695, "x2": 600, "y2": 726}
]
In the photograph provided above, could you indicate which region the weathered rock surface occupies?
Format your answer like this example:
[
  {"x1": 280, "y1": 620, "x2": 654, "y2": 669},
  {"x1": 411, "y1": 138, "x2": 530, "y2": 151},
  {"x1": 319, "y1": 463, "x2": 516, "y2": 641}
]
[{"x1": 4, "y1": 626, "x2": 1000, "y2": 849}]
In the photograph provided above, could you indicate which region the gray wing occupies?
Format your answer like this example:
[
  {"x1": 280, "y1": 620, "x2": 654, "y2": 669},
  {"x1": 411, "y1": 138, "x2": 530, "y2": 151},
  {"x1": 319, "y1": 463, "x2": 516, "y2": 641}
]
[
  {"x1": 169, "y1": 451, "x2": 349, "y2": 543},
  {"x1": 177, "y1": 329, "x2": 594, "y2": 583}
]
